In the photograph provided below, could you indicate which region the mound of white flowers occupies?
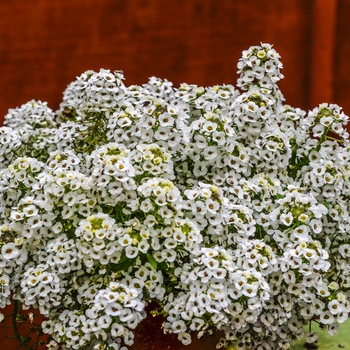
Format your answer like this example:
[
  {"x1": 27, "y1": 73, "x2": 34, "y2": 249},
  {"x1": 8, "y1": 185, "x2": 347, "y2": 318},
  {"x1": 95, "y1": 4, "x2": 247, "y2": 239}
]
[{"x1": 0, "y1": 43, "x2": 350, "y2": 350}]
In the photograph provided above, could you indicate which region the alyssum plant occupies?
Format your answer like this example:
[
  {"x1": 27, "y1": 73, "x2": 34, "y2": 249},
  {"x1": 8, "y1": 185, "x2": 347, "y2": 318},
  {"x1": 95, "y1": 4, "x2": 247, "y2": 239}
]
[{"x1": 0, "y1": 43, "x2": 349, "y2": 350}]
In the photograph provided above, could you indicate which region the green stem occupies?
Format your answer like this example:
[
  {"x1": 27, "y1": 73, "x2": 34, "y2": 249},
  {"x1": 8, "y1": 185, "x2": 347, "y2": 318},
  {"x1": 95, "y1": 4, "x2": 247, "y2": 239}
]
[
  {"x1": 329, "y1": 232, "x2": 344, "y2": 250},
  {"x1": 12, "y1": 300, "x2": 32, "y2": 350},
  {"x1": 34, "y1": 333, "x2": 41, "y2": 350},
  {"x1": 326, "y1": 135, "x2": 344, "y2": 142}
]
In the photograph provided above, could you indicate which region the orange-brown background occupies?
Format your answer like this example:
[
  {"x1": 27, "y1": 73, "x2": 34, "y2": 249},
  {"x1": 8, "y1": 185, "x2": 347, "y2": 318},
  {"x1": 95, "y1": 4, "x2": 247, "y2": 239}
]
[
  {"x1": 0, "y1": 0, "x2": 348, "y2": 348},
  {"x1": 1, "y1": 0, "x2": 349, "y2": 123}
]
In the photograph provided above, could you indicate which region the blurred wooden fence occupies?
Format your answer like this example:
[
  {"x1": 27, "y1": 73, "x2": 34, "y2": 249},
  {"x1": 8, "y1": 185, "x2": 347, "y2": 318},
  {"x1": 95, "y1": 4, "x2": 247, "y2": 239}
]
[
  {"x1": 0, "y1": 0, "x2": 349, "y2": 348},
  {"x1": 0, "y1": 0, "x2": 349, "y2": 122}
]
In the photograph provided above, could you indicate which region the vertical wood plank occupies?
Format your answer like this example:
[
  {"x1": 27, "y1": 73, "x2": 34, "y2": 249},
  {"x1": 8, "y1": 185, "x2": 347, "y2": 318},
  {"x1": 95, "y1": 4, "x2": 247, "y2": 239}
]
[
  {"x1": 334, "y1": 0, "x2": 350, "y2": 116},
  {"x1": 310, "y1": 0, "x2": 338, "y2": 108}
]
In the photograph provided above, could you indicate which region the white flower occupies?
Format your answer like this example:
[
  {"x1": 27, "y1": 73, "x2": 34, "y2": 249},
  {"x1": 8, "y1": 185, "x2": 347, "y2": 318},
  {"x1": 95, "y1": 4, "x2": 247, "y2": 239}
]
[
  {"x1": 320, "y1": 311, "x2": 335, "y2": 325},
  {"x1": 118, "y1": 235, "x2": 132, "y2": 247},
  {"x1": 172, "y1": 320, "x2": 187, "y2": 333},
  {"x1": 305, "y1": 332, "x2": 318, "y2": 344},
  {"x1": 242, "y1": 284, "x2": 258, "y2": 297},
  {"x1": 139, "y1": 198, "x2": 153, "y2": 212},
  {"x1": 178, "y1": 332, "x2": 191, "y2": 345},
  {"x1": 280, "y1": 212, "x2": 293, "y2": 226},
  {"x1": 328, "y1": 299, "x2": 343, "y2": 315},
  {"x1": 2, "y1": 243, "x2": 19, "y2": 260},
  {"x1": 125, "y1": 246, "x2": 139, "y2": 259}
]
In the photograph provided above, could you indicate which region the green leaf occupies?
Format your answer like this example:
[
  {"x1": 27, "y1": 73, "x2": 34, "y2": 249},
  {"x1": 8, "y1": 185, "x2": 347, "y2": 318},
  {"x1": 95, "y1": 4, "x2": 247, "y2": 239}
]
[
  {"x1": 323, "y1": 202, "x2": 330, "y2": 209},
  {"x1": 146, "y1": 253, "x2": 158, "y2": 270},
  {"x1": 276, "y1": 193, "x2": 285, "y2": 199},
  {"x1": 158, "y1": 261, "x2": 169, "y2": 271},
  {"x1": 110, "y1": 258, "x2": 136, "y2": 272}
]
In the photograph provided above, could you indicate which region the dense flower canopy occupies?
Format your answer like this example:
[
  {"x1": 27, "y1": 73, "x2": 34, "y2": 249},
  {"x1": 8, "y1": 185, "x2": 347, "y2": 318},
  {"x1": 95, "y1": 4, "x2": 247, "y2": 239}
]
[{"x1": 0, "y1": 43, "x2": 350, "y2": 350}]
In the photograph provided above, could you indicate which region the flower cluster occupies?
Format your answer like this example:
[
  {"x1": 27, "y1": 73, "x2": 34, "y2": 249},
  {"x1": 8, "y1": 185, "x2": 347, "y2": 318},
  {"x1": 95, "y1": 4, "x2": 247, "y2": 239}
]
[
  {"x1": 1, "y1": 44, "x2": 350, "y2": 350},
  {"x1": 237, "y1": 43, "x2": 284, "y2": 96},
  {"x1": 164, "y1": 246, "x2": 270, "y2": 346}
]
